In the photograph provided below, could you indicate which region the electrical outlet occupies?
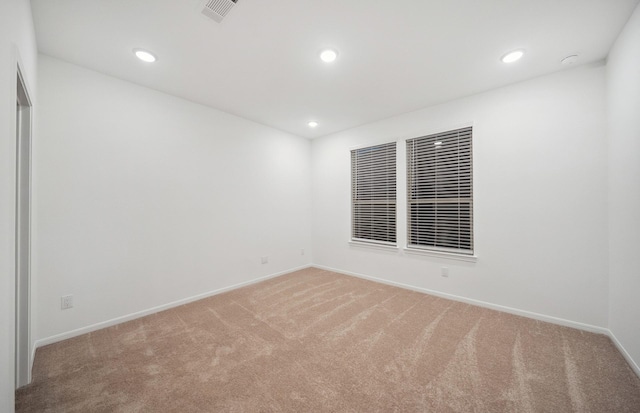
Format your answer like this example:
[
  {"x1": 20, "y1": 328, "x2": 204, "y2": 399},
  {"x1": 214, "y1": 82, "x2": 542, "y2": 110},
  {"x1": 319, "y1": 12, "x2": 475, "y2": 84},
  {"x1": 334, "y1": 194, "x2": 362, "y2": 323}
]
[
  {"x1": 441, "y1": 267, "x2": 449, "y2": 278},
  {"x1": 61, "y1": 295, "x2": 73, "y2": 310},
  {"x1": 301, "y1": 248, "x2": 305, "y2": 256},
  {"x1": 261, "y1": 256, "x2": 268, "y2": 264}
]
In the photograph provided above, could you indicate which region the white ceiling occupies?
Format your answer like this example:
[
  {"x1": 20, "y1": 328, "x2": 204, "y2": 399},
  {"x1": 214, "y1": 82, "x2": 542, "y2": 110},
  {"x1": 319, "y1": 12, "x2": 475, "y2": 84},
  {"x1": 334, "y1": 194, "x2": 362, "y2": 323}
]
[{"x1": 30, "y1": 0, "x2": 639, "y2": 139}]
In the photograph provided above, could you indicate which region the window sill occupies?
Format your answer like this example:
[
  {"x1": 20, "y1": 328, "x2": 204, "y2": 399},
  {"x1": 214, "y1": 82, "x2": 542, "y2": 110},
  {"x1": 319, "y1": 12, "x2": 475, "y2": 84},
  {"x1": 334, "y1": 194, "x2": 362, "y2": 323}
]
[
  {"x1": 348, "y1": 240, "x2": 399, "y2": 252},
  {"x1": 404, "y1": 247, "x2": 478, "y2": 263}
]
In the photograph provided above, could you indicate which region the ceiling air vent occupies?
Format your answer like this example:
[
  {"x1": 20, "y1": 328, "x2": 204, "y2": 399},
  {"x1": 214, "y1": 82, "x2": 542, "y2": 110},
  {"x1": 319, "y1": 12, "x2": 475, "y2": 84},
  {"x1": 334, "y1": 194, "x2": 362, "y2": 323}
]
[{"x1": 200, "y1": 0, "x2": 238, "y2": 23}]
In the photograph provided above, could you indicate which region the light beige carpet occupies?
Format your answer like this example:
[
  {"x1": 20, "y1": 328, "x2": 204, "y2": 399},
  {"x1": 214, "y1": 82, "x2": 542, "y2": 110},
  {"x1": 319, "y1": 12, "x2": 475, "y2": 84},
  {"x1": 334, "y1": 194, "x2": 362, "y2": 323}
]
[{"x1": 16, "y1": 267, "x2": 640, "y2": 412}]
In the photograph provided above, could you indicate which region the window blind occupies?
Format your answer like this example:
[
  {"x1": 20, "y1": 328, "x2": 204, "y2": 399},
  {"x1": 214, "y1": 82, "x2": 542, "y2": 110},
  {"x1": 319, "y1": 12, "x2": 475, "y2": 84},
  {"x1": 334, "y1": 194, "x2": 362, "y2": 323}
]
[
  {"x1": 351, "y1": 142, "x2": 397, "y2": 245},
  {"x1": 407, "y1": 127, "x2": 473, "y2": 254}
]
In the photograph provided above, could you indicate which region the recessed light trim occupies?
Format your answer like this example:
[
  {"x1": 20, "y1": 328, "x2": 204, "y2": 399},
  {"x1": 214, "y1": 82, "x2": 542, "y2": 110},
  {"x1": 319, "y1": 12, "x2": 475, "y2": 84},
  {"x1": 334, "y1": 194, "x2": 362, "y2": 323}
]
[
  {"x1": 561, "y1": 54, "x2": 579, "y2": 66},
  {"x1": 133, "y1": 48, "x2": 157, "y2": 63},
  {"x1": 308, "y1": 121, "x2": 319, "y2": 128},
  {"x1": 501, "y1": 49, "x2": 524, "y2": 64},
  {"x1": 320, "y1": 49, "x2": 338, "y2": 63}
]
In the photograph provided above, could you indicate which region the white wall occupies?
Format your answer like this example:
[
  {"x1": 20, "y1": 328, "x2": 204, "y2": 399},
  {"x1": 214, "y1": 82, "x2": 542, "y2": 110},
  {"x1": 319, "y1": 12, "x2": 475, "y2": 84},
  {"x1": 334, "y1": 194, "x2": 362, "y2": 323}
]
[
  {"x1": 607, "y1": 4, "x2": 640, "y2": 371},
  {"x1": 312, "y1": 64, "x2": 609, "y2": 329},
  {"x1": 14, "y1": 5, "x2": 640, "y2": 403},
  {"x1": 33, "y1": 55, "x2": 312, "y2": 342},
  {"x1": 0, "y1": 0, "x2": 37, "y2": 410}
]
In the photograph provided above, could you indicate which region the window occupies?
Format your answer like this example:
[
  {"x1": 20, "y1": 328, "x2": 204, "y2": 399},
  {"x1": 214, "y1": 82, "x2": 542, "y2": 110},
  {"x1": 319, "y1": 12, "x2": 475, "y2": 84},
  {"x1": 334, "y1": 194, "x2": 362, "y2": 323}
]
[
  {"x1": 351, "y1": 142, "x2": 397, "y2": 245},
  {"x1": 407, "y1": 127, "x2": 473, "y2": 254}
]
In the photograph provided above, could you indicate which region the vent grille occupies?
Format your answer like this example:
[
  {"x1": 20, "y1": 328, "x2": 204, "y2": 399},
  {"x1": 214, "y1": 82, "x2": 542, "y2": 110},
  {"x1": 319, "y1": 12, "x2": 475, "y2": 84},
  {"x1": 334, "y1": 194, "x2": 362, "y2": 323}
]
[{"x1": 201, "y1": 0, "x2": 238, "y2": 23}]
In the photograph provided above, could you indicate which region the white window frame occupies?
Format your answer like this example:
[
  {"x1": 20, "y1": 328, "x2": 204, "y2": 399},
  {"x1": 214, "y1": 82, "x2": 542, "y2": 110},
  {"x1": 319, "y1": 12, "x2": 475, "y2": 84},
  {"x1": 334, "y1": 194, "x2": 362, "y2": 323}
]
[
  {"x1": 406, "y1": 126, "x2": 474, "y2": 256},
  {"x1": 350, "y1": 142, "x2": 397, "y2": 247}
]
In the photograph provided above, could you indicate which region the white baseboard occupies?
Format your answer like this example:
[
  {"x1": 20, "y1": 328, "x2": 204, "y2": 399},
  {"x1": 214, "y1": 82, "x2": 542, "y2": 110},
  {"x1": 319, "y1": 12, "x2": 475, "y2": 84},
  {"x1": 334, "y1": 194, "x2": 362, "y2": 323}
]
[
  {"x1": 32, "y1": 262, "x2": 639, "y2": 380},
  {"x1": 29, "y1": 343, "x2": 36, "y2": 384},
  {"x1": 34, "y1": 265, "x2": 312, "y2": 349},
  {"x1": 608, "y1": 330, "x2": 640, "y2": 378},
  {"x1": 313, "y1": 265, "x2": 640, "y2": 378},
  {"x1": 312, "y1": 264, "x2": 610, "y2": 335}
]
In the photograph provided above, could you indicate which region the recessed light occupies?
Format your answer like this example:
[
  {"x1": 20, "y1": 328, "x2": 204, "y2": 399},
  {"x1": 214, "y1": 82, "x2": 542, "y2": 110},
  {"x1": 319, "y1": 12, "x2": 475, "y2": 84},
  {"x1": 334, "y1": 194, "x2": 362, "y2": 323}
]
[
  {"x1": 133, "y1": 48, "x2": 157, "y2": 63},
  {"x1": 320, "y1": 49, "x2": 338, "y2": 63},
  {"x1": 501, "y1": 50, "x2": 524, "y2": 64},
  {"x1": 308, "y1": 121, "x2": 319, "y2": 128}
]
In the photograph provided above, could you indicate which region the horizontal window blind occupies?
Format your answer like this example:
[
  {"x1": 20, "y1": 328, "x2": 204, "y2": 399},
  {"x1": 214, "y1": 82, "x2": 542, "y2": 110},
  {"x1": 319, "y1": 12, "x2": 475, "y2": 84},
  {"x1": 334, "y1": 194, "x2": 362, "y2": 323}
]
[
  {"x1": 351, "y1": 142, "x2": 397, "y2": 245},
  {"x1": 407, "y1": 127, "x2": 473, "y2": 254}
]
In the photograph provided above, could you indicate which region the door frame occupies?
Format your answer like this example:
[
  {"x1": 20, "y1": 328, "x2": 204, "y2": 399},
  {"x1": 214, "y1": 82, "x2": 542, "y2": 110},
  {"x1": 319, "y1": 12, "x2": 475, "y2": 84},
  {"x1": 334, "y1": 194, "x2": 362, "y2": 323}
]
[{"x1": 14, "y1": 56, "x2": 33, "y2": 389}]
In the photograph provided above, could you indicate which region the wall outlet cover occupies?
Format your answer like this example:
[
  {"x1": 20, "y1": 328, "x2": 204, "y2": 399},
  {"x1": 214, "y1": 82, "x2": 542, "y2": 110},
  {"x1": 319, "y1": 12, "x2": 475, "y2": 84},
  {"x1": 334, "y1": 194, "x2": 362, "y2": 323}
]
[{"x1": 61, "y1": 295, "x2": 73, "y2": 310}]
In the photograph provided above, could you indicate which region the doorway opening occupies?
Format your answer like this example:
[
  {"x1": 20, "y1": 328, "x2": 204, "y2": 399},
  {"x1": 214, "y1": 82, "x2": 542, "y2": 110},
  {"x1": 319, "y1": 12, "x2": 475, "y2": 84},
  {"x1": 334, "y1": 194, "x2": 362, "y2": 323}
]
[{"x1": 15, "y1": 65, "x2": 33, "y2": 389}]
